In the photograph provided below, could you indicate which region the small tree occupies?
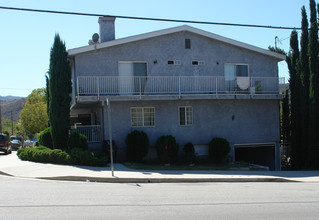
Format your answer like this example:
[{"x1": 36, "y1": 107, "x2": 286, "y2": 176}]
[
  {"x1": 125, "y1": 130, "x2": 149, "y2": 162},
  {"x1": 39, "y1": 127, "x2": 53, "y2": 149},
  {"x1": 155, "y1": 135, "x2": 179, "y2": 164},
  {"x1": 208, "y1": 138, "x2": 230, "y2": 162}
]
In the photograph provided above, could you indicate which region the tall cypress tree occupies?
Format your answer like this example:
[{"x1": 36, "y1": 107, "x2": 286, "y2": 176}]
[
  {"x1": 45, "y1": 74, "x2": 50, "y2": 126},
  {"x1": 281, "y1": 88, "x2": 290, "y2": 144},
  {"x1": 308, "y1": 0, "x2": 319, "y2": 168},
  {"x1": 49, "y1": 34, "x2": 71, "y2": 149},
  {"x1": 300, "y1": 6, "x2": 310, "y2": 167},
  {"x1": 287, "y1": 30, "x2": 303, "y2": 169}
]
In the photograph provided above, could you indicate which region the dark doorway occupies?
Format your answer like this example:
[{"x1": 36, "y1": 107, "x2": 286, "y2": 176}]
[{"x1": 235, "y1": 145, "x2": 275, "y2": 170}]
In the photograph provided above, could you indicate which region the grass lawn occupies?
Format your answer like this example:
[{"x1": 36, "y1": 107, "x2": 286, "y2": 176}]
[{"x1": 123, "y1": 162, "x2": 250, "y2": 171}]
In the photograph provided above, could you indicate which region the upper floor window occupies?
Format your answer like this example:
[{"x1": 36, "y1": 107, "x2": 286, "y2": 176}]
[
  {"x1": 131, "y1": 107, "x2": 155, "y2": 127},
  {"x1": 192, "y1": 60, "x2": 205, "y2": 66},
  {"x1": 168, "y1": 60, "x2": 181, "y2": 65},
  {"x1": 179, "y1": 106, "x2": 193, "y2": 126},
  {"x1": 224, "y1": 64, "x2": 249, "y2": 91}
]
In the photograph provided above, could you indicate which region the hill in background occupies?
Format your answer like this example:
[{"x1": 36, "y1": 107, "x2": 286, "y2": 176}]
[{"x1": 0, "y1": 97, "x2": 27, "y2": 123}]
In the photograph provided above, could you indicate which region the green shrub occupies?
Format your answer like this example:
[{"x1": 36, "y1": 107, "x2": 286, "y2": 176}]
[
  {"x1": 38, "y1": 127, "x2": 53, "y2": 149},
  {"x1": 180, "y1": 142, "x2": 196, "y2": 164},
  {"x1": 68, "y1": 132, "x2": 88, "y2": 150},
  {"x1": 69, "y1": 148, "x2": 107, "y2": 166},
  {"x1": 125, "y1": 130, "x2": 149, "y2": 162},
  {"x1": 17, "y1": 146, "x2": 107, "y2": 166},
  {"x1": 208, "y1": 138, "x2": 231, "y2": 162},
  {"x1": 155, "y1": 135, "x2": 179, "y2": 164},
  {"x1": 18, "y1": 146, "x2": 71, "y2": 164}
]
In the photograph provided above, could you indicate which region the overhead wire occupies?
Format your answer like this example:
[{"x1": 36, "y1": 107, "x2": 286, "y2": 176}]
[{"x1": 0, "y1": 6, "x2": 303, "y2": 30}]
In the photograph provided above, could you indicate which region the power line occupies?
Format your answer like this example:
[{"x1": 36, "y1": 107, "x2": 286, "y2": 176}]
[{"x1": 0, "y1": 6, "x2": 302, "y2": 30}]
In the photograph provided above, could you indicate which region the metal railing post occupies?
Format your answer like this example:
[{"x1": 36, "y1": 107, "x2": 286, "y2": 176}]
[{"x1": 178, "y1": 77, "x2": 181, "y2": 98}]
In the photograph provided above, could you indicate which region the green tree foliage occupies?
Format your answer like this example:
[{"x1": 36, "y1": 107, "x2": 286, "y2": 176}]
[
  {"x1": 308, "y1": 0, "x2": 319, "y2": 168},
  {"x1": 68, "y1": 132, "x2": 88, "y2": 150},
  {"x1": 300, "y1": 6, "x2": 311, "y2": 167},
  {"x1": 125, "y1": 130, "x2": 149, "y2": 162},
  {"x1": 208, "y1": 138, "x2": 231, "y2": 162},
  {"x1": 48, "y1": 34, "x2": 71, "y2": 149},
  {"x1": 280, "y1": 89, "x2": 290, "y2": 143},
  {"x1": 287, "y1": 30, "x2": 304, "y2": 169},
  {"x1": 38, "y1": 127, "x2": 53, "y2": 149},
  {"x1": 268, "y1": 46, "x2": 286, "y2": 55},
  {"x1": 45, "y1": 74, "x2": 50, "y2": 126},
  {"x1": 20, "y1": 88, "x2": 48, "y2": 135}
]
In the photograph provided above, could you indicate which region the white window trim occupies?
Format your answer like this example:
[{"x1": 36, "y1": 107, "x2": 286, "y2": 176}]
[
  {"x1": 179, "y1": 106, "x2": 193, "y2": 126},
  {"x1": 130, "y1": 107, "x2": 155, "y2": 127}
]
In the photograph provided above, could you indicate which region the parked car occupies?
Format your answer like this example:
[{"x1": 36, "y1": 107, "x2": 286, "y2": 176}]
[
  {"x1": 11, "y1": 139, "x2": 21, "y2": 150},
  {"x1": 10, "y1": 136, "x2": 24, "y2": 148},
  {"x1": 24, "y1": 140, "x2": 32, "y2": 147},
  {"x1": 0, "y1": 134, "x2": 12, "y2": 154}
]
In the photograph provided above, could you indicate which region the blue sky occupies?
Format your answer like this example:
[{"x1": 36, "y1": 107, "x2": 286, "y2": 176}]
[{"x1": 0, "y1": 0, "x2": 312, "y2": 97}]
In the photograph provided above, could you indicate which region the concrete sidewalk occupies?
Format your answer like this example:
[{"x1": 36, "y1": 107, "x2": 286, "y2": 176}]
[{"x1": 1, "y1": 152, "x2": 319, "y2": 183}]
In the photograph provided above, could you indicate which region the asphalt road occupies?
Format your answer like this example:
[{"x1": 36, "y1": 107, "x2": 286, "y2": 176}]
[{"x1": 0, "y1": 175, "x2": 318, "y2": 220}]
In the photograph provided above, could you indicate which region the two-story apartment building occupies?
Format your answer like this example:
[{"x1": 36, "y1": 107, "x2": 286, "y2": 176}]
[{"x1": 68, "y1": 17, "x2": 285, "y2": 170}]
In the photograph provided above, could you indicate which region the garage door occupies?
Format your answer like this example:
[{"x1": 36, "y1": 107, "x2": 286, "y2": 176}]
[{"x1": 234, "y1": 144, "x2": 275, "y2": 170}]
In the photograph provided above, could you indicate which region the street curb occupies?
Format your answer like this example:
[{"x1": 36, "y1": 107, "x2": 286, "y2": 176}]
[
  {"x1": 0, "y1": 171, "x2": 13, "y2": 177},
  {"x1": 37, "y1": 176, "x2": 299, "y2": 183}
]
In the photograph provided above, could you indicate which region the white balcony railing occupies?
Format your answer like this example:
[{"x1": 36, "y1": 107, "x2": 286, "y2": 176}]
[
  {"x1": 77, "y1": 76, "x2": 284, "y2": 97},
  {"x1": 70, "y1": 125, "x2": 102, "y2": 143}
]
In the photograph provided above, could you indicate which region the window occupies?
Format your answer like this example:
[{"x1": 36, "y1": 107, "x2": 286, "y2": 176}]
[
  {"x1": 185, "y1": 39, "x2": 191, "y2": 49},
  {"x1": 179, "y1": 106, "x2": 193, "y2": 126},
  {"x1": 168, "y1": 60, "x2": 181, "y2": 65},
  {"x1": 118, "y1": 62, "x2": 147, "y2": 95},
  {"x1": 131, "y1": 107, "x2": 155, "y2": 127},
  {"x1": 192, "y1": 60, "x2": 205, "y2": 65},
  {"x1": 224, "y1": 64, "x2": 249, "y2": 91}
]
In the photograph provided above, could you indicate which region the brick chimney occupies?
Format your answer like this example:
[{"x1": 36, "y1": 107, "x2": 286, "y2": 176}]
[{"x1": 98, "y1": 16, "x2": 116, "y2": 42}]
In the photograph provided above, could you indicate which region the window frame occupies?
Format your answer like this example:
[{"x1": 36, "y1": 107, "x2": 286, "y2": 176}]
[
  {"x1": 168, "y1": 60, "x2": 181, "y2": 65},
  {"x1": 130, "y1": 107, "x2": 155, "y2": 127},
  {"x1": 179, "y1": 106, "x2": 193, "y2": 126}
]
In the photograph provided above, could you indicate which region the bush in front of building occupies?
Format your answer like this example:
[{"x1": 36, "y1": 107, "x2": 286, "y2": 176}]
[
  {"x1": 125, "y1": 130, "x2": 149, "y2": 162},
  {"x1": 180, "y1": 142, "x2": 196, "y2": 164},
  {"x1": 17, "y1": 146, "x2": 108, "y2": 167},
  {"x1": 208, "y1": 137, "x2": 231, "y2": 162},
  {"x1": 17, "y1": 146, "x2": 71, "y2": 164},
  {"x1": 155, "y1": 135, "x2": 179, "y2": 164},
  {"x1": 38, "y1": 127, "x2": 53, "y2": 149},
  {"x1": 67, "y1": 132, "x2": 88, "y2": 150}
]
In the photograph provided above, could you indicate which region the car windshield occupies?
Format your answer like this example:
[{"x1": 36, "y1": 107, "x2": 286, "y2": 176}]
[{"x1": 11, "y1": 140, "x2": 19, "y2": 143}]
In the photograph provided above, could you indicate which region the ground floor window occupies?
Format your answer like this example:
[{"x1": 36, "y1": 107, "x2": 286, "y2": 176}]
[
  {"x1": 179, "y1": 106, "x2": 193, "y2": 126},
  {"x1": 131, "y1": 107, "x2": 155, "y2": 127}
]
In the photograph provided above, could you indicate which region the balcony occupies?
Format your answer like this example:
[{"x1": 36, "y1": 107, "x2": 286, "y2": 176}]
[
  {"x1": 76, "y1": 76, "x2": 285, "y2": 101},
  {"x1": 70, "y1": 125, "x2": 102, "y2": 143}
]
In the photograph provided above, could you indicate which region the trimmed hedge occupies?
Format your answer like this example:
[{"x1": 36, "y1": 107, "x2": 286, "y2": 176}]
[
  {"x1": 155, "y1": 135, "x2": 179, "y2": 164},
  {"x1": 125, "y1": 130, "x2": 149, "y2": 162},
  {"x1": 68, "y1": 132, "x2": 88, "y2": 150},
  {"x1": 17, "y1": 146, "x2": 70, "y2": 164},
  {"x1": 38, "y1": 127, "x2": 53, "y2": 149},
  {"x1": 17, "y1": 146, "x2": 108, "y2": 167},
  {"x1": 208, "y1": 137, "x2": 231, "y2": 162}
]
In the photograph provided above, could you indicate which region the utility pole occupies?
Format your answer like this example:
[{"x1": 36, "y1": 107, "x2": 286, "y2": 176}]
[
  {"x1": 107, "y1": 98, "x2": 114, "y2": 177},
  {"x1": 11, "y1": 111, "x2": 13, "y2": 136}
]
